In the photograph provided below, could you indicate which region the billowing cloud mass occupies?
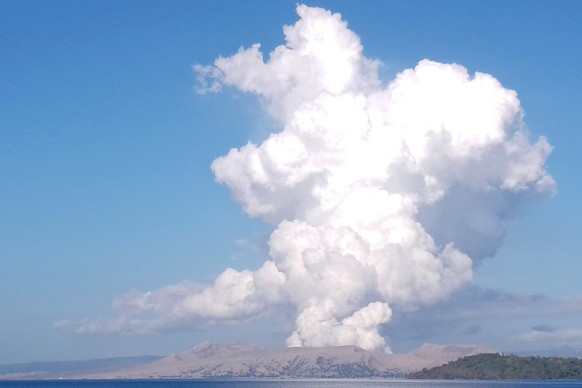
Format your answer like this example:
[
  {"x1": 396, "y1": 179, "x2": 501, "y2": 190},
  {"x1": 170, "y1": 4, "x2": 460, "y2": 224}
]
[{"x1": 60, "y1": 5, "x2": 554, "y2": 352}]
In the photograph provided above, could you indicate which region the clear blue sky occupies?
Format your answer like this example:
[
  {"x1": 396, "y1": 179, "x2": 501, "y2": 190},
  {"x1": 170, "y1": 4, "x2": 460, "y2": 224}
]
[{"x1": 1, "y1": 0, "x2": 581, "y2": 364}]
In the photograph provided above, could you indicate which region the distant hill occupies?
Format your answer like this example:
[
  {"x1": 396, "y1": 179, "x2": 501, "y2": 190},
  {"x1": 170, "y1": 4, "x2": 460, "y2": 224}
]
[
  {"x1": 408, "y1": 352, "x2": 582, "y2": 380},
  {"x1": 79, "y1": 341, "x2": 491, "y2": 379},
  {"x1": 0, "y1": 355, "x2": 162, "y2": 380}
]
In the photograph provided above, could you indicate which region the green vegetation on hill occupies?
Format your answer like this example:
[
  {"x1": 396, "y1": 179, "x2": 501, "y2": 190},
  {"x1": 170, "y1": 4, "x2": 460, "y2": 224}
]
[{"x1": 408, "y1": 353, "x2": 582, "y2": 380}]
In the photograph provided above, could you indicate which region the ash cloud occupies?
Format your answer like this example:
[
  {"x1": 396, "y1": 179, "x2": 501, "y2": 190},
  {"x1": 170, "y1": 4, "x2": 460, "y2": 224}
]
[{"x1": 61, "y1": 5, "x2": 554, "y2": 352}]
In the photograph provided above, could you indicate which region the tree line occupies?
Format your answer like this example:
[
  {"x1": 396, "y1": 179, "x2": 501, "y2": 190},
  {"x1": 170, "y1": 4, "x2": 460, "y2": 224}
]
[{"x1": 408, "y1": 353, "x2": 582, "y2": 380}]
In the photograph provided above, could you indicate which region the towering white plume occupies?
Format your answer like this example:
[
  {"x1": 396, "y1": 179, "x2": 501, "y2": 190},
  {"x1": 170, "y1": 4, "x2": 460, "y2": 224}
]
[
  {"x1": 195, "y1": 4, "x2": 554, "y2": 350},
  {"x1": 63, "y1": 5, "x2": 554, "y2": 351}
]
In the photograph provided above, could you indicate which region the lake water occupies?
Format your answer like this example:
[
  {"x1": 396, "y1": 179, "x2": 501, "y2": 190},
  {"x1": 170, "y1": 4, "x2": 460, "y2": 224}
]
[{"x1": 1, "y1": 380, "x2": 581, "y2": 388}]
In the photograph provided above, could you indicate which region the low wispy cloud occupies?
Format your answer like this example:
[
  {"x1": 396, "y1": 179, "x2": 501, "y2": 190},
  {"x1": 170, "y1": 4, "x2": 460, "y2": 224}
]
[
  {"x1": 385, "y1": 287, "x2": 582, "y2": 353},
  {"x1": 516, "y1": 327, "x2": 582, "y2": 347},
  {"x1": 57, "y1": 282, "x2": 582, "y2": 356}
]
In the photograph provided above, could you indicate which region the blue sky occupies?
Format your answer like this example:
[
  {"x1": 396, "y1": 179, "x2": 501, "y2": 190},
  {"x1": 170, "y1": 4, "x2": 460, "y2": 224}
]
[{"x1": 1, "y1": 0, "x2": 581, "y2": 364}]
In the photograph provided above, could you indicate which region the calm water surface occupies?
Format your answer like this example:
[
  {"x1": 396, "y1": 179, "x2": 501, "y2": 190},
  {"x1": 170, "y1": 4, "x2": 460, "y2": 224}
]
[{"x1": 1, "y1": 380, "x2": 581, "y2": 388}]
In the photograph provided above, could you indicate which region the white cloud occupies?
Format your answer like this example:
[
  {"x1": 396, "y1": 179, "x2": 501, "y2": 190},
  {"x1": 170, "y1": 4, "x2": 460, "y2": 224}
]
[
  {"x1": 60, "y1": 4, "x2": 554, "y2": 352},
  {"x1": 516, "y1": 327, "x2": 582, "y2": 348}
]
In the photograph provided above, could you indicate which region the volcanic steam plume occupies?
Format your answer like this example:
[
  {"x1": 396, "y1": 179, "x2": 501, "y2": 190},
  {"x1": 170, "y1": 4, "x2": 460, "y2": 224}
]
[{"x1": 63, "y1": 5, "x2": 554, "y2": 352}]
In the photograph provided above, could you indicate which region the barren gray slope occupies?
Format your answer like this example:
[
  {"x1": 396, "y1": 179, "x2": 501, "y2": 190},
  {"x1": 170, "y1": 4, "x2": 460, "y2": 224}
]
[{"x1": 85, "y1": 341, "x2": 492, "y2": 379}]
